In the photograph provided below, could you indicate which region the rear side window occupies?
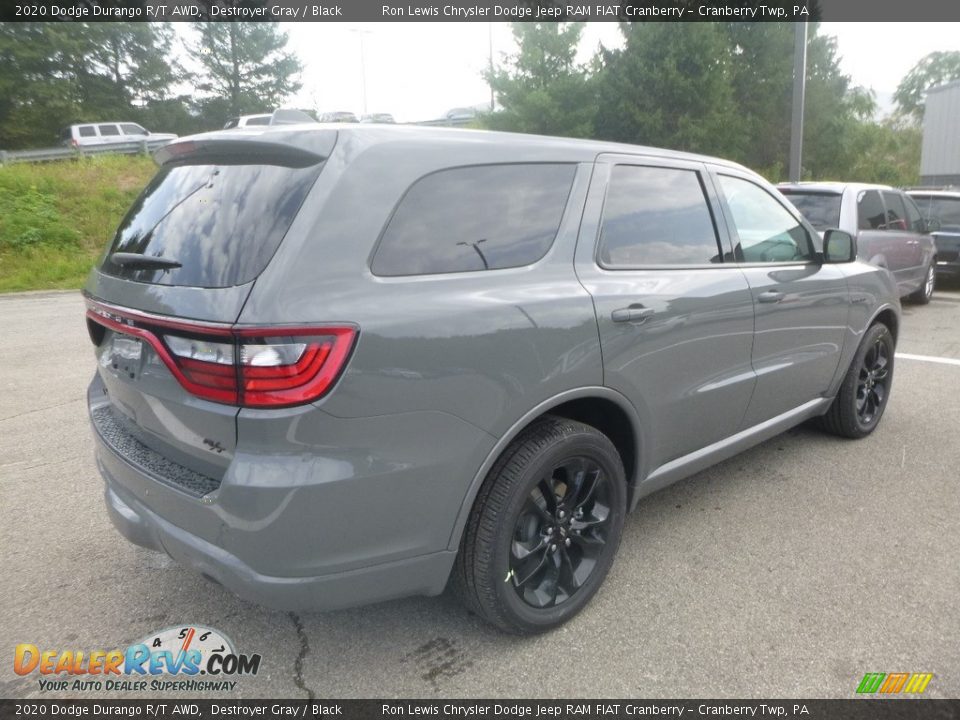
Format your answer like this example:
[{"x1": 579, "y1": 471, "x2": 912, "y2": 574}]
[
  {"x1": 78, "y1": 126, "x2": 96, "y2": 138},
  {"x1": 780, "y1": 191, "x2": 841, "y2": 231},
  {"x1": 881, "y1": 191, "x2": 908, "y2": 231},
  {"x1": 246, "y1": 117, "x2": 270, "y2": 126},
  {"x1": 858, "y1": 190, "x2": 885, "y2": 230},
  {"x1": 371, "y1": 164, "x2": 576, "y2": 276},
  {"x1": 102, "y1": 161, "x2": 324, "y2": 287},
  {"x1": 98, "y1": 124, "x2": 120, "y2": 137},
  {"x1": 599, "y1": 165, "x2": 721, "y2": 267}
]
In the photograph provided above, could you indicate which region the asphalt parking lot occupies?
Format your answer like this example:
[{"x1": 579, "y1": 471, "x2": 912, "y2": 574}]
[{"x1": 1, "y1": 287, "x2": 958, "y2": 700}]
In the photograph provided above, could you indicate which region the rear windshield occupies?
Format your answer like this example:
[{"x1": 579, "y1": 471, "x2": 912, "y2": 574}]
[
  {"x1": 780, "y1": 191, "x2": 842, "y2": 231},
  {"x1": 101, "y1": 160, "x2": 324, "y2": 287},
  {"x1": 911, "y1": 195, "x2": 960, "y2": 231}
]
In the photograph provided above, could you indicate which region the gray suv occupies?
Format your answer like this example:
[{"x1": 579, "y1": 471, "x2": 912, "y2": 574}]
[{"x1": 85, "y1": 126, "x2": 900, "y2": 634}]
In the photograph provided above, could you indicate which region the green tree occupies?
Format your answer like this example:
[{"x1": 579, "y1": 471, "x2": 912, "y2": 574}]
[
  {"x1": 484, "y1": 23, "x2": 595, "y2": 138},
  {"x1": 189, "y1": 23, "x2": 302, "y2": 121},
  {"x1": 0, "y1": 22, "x2": 185, "y2": 148},
  {"x1": 594, "y1": 23, "x2": 741, "y2": 158},
  {"x1": 0, "y1": 23, "x2": 88, "y2": 148},
  {"x1": 894, "y1": 51, "x2": 960, "y2": 123}
]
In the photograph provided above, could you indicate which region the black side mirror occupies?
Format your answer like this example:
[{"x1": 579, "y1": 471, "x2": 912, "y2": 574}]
[
  {"x1": 822, "y1": 229, "x2": 857, "y2": 263},
  {"x1": 925, "y1": 217, "x2": 942, "y2": 233}
]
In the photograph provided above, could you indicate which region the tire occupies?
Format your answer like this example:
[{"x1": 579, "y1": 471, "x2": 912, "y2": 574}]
[
  {"x1": 820, "y1": 323, "x2": 895, "y2": 439},
  {"x1": 909, "y1": 263, "x2": 935, "y2": 305},
  {"x1": 453, "y1": 416, "x2": 627, "y2": 634}
]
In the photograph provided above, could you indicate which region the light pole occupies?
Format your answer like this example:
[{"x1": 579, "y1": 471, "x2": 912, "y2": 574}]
[
  {"x1": 789, "y1": 22, "x2": 808, "y2": 183},
  {"x1": 350, "y1": 28, "x2": 372, "y2": 116}
]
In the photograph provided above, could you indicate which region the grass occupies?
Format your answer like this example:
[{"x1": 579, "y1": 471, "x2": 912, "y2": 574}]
[{"x1": 0, "y1": 155, "x2": 156, "y2": 292}]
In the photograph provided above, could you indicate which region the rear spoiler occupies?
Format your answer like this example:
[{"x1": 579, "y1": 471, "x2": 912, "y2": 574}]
[{"x1": 155, "y1": 135, "x2": 334, "y2": 168}]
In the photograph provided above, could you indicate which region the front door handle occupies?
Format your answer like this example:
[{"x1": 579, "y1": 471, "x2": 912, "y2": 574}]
[
  {"x1": 612, "y1": 305, "x2": 655, "y2": 323},
  {"x1": 757, "y1": 290, "x2": 785, "y2": 304}
]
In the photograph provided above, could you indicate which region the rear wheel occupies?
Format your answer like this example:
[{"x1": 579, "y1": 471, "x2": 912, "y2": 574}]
[
  {"x1": 821, "y1": 323, "x2": 895, "y2": 439},
  {"x1": 454, "y1": 417, "x2": 626, "y2": 634},
  {"x1": 909, "y1": 263, "x2": 935, "y2": 304}
]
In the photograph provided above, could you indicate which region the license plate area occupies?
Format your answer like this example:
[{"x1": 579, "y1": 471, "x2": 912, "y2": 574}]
[{"x1": 104, "y1": 333, "x2": 144, "y2": 380}]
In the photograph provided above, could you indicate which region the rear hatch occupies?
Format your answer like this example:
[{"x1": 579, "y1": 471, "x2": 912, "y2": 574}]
[{"x1": 85, "y1": 130, "x2": 338, "y2": 491}]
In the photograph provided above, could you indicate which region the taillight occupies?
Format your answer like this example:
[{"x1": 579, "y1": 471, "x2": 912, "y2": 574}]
[{"x1": 86, "y1": 300, "x2": 357, "y2": 408}]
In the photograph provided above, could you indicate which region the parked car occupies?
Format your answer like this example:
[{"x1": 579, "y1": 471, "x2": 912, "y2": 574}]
[
  {"x1": 59, "y1": 122, "x2": 177, "y2": 148},
  {"x1": 906, "y1": 188, "x2": 960, "y2": 284},
  {"x1": 84, "y1": 126, "x2": 900, "y2": 634},
  {"x1": 360, "y1": 113, "x2": 396, "y2": 124},
  {"x1": 445, "y1": 107, "x2": 478, "y2": 121},
  {"x1": 779, "y1": 182, "x2": 938, "y2": 303},
  {"x1": 223, "y1": 114, "x2": 272, "y2": 129},
  {"x1": 224, "y1": 109, "x2": 317, "y2": 129},
  {"x1": 319, "y1": 111, "x2": 359, "y2": 123}
]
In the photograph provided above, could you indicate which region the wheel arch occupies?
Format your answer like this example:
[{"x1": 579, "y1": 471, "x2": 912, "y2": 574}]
[
  {"x1": 446, "y1": 386, "x2": 645, "y2": 551},
  {"x1": 870, "y1": 305, "x2": 899, "y2": 343}
]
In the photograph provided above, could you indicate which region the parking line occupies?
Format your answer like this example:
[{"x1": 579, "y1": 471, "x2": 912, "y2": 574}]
[{"x1": 896, "y1": 352, "x2": 960, "y2": 368}]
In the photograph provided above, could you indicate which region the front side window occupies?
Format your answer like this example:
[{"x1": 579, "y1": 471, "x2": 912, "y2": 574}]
[
  {"x1": 120, "y1": 124, "x2": 146, "y2": 135},
  {"x1": 245, "y1": 117, "x2": 271, "y2": 126},
  {"x1": 858, "y1": 190, "x2": 886, "y2": 230},
  {"x1": 598, "y1": 165, "x2": 721, "y2": 267},
  {"x1": 371, "y1": 164, "x2": 576, "y2": 276},
  {"x1": 718, "y1": 175, "x2": 812, "y2": 263},
  {"x1": 881, "y1": 191, "x2": 908, "y2": 231},
  {"x1": 98, "y1": 124, "x2": 120, "y2": 137}
]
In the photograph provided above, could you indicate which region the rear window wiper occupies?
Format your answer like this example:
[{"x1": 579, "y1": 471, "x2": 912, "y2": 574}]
[{"x1": 110, "y1": 252, "x2": 182, "y2": 270}]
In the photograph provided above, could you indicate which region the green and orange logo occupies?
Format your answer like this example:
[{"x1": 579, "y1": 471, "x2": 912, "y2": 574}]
[{"x1": 856, "y1": 672, "x2": 933, "y2": 694}]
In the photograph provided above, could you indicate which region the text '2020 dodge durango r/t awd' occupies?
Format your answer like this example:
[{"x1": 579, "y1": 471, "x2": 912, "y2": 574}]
[{"x1": 85, "y1": 125, "x2": 900, "y2": 634}]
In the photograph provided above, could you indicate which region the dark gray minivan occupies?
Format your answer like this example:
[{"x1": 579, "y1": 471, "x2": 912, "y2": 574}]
[{"x1": 85, "y1": 125, "x2": 900, "y2": 633}]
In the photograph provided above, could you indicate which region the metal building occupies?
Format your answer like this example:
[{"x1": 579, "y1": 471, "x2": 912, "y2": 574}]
[{"x1": 920, "y1": 80, "x2": 960, "y2": 186}]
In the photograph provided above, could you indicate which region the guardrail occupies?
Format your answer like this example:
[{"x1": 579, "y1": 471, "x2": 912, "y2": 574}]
[{"x1": 0, "y1": 138, "x2": 174, "y2": 166}]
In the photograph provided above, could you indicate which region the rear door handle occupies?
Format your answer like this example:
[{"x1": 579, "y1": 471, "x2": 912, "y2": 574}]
[
  {"x1": 612, "y1": 305, "x2": 655, "y2": 323},
  {"x1": 757, "y1": 290, "x2": 785, "y2": 304}
]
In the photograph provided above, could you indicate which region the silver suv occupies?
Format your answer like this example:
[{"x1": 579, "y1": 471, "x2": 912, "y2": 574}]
[
  {"x1": 60, "y1": 122, "x2": 177, "y2": 148},
  {"x1": 85, "y1": 126, "x2": 900, "y2": 633}
]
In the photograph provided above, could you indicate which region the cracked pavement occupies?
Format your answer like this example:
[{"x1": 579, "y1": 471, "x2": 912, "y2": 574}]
[{"x1": 1, "y1": 288, "x2": 958, "y2": 699}]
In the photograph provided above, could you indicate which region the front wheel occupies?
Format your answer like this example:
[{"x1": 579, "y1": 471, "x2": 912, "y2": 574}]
[
  {"x1": 821, "y1": 323, "x2": 895, "y2": 439},
  {"x1": 909, "y1": 263, "x2": 935, "y2": 304},
  {"x1": 453, "y1": 417, "x2": 627, "y2": 634}
]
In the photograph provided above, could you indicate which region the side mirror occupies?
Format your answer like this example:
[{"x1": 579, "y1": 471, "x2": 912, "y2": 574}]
[
  {"x1": 823, "y1": 229, "x2": 857, "y2": 263},
  {"x1": 925, "y1": 217, "x2": 942, "y2": 233}
]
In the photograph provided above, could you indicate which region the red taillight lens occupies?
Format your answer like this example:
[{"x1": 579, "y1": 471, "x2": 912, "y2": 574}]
[
  {"x1": 235, "y1": 328, "x2": 355, "y2": 408},
  {"x1": 86, "y1": 300, "x2": 356, "y2": 408}
]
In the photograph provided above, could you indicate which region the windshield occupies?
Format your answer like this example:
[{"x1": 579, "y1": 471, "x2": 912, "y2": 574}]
[
  {"x1": 780, "y1": 191, "x2": 842, "y2": 231},
  {"x1": 911, "y1": 195, "x2": 960, "y2": 232},
  {"x1": 101, "y1": 160, "x2": 324, "y2": 287}
]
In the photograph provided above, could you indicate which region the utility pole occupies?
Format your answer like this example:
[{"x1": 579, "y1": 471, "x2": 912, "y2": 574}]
[
  {"x1": 789, "y1": 22, "x2": 808, "y2": 183},
  {"x1": 488, "y1": 23, "x2": 495, "y2": 112}
]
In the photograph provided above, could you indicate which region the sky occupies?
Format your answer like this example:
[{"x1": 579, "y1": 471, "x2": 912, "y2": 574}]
[{"x1": 175, "y1": 23, "x2": 960, "y2": 122}]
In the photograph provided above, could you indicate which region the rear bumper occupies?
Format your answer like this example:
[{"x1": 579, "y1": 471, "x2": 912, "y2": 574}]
[
  {"x1": 89, "y1": 370, "x2": 494, "y2": 611},
  {"x1": 934, "y1": 259, "x2": 960, "y2": 279},
  {"x1": 101, "y1": 459, "x2": 456, "y2": 612}
]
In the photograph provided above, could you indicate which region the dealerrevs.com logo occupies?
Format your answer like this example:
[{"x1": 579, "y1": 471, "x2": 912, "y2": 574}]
[{"x1": 14, "y1": 625, "x2": 261, "y2": 693}]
